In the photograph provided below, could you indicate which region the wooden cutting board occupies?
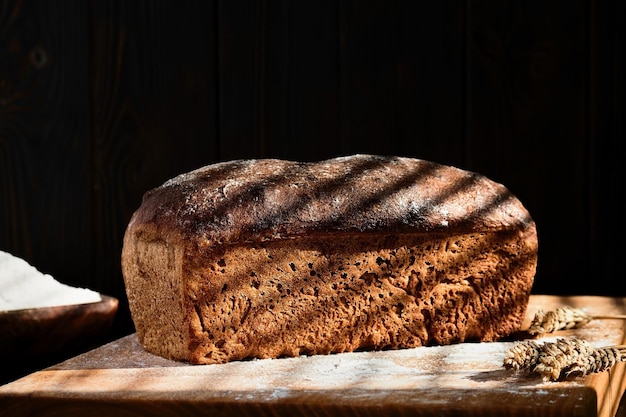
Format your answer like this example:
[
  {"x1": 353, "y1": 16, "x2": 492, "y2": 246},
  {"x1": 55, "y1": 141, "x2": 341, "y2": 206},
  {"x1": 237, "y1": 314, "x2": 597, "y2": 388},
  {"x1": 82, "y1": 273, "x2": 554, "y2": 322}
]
[{"x1": 1, "y1": 295, "x2": 625, "y2": 417}]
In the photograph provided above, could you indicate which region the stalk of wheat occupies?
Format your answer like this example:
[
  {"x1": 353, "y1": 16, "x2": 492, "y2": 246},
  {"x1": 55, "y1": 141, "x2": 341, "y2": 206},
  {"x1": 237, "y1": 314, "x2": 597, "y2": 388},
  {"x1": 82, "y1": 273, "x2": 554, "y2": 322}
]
[
  {"x1": 527, "y1": 306, "x2": 626, "y2": 335},
  {"x1": 504, "y1": 338, "x2": 626, "y2": 381}
]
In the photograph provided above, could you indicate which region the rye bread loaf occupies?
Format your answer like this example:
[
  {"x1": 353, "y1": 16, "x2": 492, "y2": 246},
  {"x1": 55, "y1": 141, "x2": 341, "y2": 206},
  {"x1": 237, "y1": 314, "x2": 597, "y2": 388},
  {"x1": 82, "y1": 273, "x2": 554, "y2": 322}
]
[{"x1": 121, "y1": 154, "x2": 538, "y2": 364}]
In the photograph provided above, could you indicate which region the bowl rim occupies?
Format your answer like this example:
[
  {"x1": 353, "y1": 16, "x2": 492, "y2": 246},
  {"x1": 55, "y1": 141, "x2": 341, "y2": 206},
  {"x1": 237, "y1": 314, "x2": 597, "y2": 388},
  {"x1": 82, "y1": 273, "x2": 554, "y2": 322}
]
[{"x1": 0, "y1": 294, "x2": 118, "y2": 316}]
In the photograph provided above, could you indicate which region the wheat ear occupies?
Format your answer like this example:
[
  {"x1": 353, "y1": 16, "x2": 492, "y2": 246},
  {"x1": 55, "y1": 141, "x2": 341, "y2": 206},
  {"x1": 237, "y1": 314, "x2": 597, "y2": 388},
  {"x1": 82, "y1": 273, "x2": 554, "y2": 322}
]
[
  {"x1": 503, "y1": 340, "x2": 541, "y2": 371},
  {"x1": 504, "y1": 338, "x2": 626, "y2": 381},
  {"x1": 563, "y1": 345, "x2": 626, "y2": 378},
  {"x1": 534, "y1": 338, "x2": 595, "y2": 381},
  {"x1": 527, "y1": 306, "x2": 626, "y2": 335}
]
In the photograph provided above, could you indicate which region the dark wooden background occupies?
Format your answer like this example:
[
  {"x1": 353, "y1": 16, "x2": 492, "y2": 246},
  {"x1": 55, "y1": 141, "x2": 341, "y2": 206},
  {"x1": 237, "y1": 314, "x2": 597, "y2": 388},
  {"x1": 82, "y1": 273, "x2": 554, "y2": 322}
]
[{"x1": 1, "y1": 0, "x2": 625, "y2": 346}]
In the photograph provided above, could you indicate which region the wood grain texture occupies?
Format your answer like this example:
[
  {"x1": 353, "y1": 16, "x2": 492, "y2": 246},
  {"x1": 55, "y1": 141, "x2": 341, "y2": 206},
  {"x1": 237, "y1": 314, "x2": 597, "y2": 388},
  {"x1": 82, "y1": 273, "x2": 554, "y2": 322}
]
[
  {"x1": 388, "y1": 1, "x2": 467, "y2": 166},
  {"x1": 1, "y1": 295, "x2": 624, "y2": 417},
  {"x1": 465, "y1": 0, "x2": 591, "y2": 294},
  {"x1": 338, "y1": 1, "x2": 467, "y2": 164},
  {"x1": 588, "y1": 0, "x2": 626, "y2": 292},
  {"x1": 262, "y1": 0, "x2": 341, "y2": 161},
  {"x1": 0, "y1": 0, "x2": 92, "y2": 285},
  {"x1": 338, "y1": 0, "x2": 397, "y2": 156},
  {"x1": 217, "y1": 0, "x2": 268, "y2": 160}
]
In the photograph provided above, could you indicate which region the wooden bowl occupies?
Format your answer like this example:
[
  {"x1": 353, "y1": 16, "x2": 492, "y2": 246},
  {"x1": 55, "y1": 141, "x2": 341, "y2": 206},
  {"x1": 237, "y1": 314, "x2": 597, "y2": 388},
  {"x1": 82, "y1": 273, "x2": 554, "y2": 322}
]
[{"x1": 0, "y1": 295, "x2": 119, "y2": 360}]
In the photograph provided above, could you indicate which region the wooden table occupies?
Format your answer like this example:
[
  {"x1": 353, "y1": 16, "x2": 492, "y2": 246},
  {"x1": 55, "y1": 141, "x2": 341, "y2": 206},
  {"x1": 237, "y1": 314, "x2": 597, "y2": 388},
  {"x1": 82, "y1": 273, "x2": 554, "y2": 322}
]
[{"x1": 1, "y1": 295, "x2": 625, "y2": 417}]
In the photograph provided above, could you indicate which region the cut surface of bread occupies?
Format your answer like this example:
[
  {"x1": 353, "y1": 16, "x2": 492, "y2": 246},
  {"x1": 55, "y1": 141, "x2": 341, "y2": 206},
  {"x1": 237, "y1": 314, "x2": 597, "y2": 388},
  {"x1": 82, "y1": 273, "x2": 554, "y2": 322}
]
[{"x1": 122, "y1": 155, "x2": 538, "y2": 364}]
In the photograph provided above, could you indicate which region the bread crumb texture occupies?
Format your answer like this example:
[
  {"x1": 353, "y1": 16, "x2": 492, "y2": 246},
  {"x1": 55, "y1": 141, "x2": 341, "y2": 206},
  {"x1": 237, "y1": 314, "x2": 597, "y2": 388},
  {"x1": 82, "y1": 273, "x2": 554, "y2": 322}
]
[{"x1": 122, "y1": 155, "x2": 537, "y2": 364}]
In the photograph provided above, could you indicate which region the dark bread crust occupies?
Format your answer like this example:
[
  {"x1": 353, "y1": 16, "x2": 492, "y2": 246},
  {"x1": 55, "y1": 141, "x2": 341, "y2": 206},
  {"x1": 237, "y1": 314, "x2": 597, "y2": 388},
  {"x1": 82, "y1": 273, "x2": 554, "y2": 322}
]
[
  {"x1": 122, "y1": 155, "x2": 538, "y2": 364},
  {"x1": 133, "y1": 155, "x2": 534, "y2": 246}
]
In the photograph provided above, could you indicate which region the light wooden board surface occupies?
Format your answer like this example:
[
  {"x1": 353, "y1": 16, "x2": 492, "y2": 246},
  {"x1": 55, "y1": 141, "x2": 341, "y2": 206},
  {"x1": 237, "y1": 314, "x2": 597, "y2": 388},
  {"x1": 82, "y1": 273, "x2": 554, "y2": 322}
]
[{"x1": 1, "y1": 295, "x2": 625, "y2": 417}]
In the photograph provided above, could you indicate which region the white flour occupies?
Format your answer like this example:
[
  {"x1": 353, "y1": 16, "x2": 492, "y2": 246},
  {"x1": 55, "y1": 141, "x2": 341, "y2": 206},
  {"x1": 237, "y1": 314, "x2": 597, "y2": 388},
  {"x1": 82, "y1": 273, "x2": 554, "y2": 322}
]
[{"x1": 0, "y1": 250, "x2": 101, "y2": 311}]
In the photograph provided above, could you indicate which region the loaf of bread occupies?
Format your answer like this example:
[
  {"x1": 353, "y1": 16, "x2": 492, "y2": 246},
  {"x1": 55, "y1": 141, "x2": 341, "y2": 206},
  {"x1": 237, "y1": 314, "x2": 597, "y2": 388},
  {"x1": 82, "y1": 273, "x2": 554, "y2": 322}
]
[{"x1": 122, "y1": 154, "x2": 538, "y2": 364}]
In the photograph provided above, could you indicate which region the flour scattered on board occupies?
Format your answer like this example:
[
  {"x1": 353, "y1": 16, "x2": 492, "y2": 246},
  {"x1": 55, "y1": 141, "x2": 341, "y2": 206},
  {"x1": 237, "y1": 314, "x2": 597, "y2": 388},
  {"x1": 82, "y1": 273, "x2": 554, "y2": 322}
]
[
  {"x1": 161, "y1": 341, "x2": 540, "y2": 396},
  {"x1": 0, "y1": 250, "x2": 101, "y2": 311}
]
